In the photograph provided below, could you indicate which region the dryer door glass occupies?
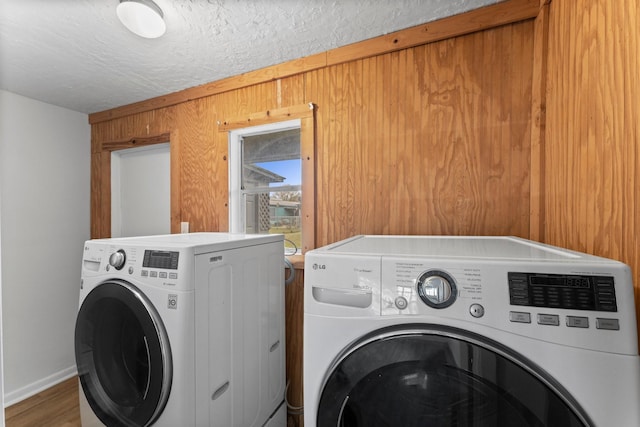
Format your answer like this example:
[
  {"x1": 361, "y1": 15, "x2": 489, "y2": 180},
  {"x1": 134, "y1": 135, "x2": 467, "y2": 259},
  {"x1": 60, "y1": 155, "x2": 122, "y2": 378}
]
[
  {"x1": 317, "y1": 327, "x2": 590, "y2": 427},
  {"x1": 75, "y1": 280, "x2": 172, "y2": 426}
]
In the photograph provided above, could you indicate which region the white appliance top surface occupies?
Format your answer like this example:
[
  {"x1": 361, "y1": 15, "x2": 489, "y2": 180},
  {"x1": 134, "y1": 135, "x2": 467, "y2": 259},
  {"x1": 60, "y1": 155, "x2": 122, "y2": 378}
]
[
  {"x1": 90, "y1": 232, "x2": 282, "y2": 250},
  {"x1": 321, "y1": 235, "x2": 610, "y2": 262}
]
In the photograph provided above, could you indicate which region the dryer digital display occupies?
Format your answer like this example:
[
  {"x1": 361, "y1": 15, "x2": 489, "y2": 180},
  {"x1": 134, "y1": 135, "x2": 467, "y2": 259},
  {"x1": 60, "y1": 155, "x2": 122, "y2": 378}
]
[
  {"x1": 508, "y1": 272, "x2": 617, "y2": 312},
  {"x1": 143, "y1": 250, "x2": 179, "y2": 270}
]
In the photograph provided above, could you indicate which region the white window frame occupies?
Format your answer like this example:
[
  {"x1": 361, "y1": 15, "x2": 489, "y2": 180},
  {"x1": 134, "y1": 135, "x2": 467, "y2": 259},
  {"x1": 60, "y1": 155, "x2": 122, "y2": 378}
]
[
  {"x1": 228, "y1": 119, "x2": 301, "y2": 234},
  {"x1": 219, "y1": 103, "x2": 316, "y2": 253}
]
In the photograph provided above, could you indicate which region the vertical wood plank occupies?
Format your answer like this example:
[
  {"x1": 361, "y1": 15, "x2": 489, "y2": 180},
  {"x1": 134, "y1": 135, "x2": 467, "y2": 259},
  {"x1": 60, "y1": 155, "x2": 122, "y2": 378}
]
[
  {"x1": 529, "y1": 3, "x2": 549, "y2": 242},
  {"x1": 300, "y1": 113, "x2": 316, "y2": 252},
  {"x1": 380, "y1": 53, "x2": 392, "y2": 235},
  {"x1": 170, "y1": 128, "x2": 181, "y2": 234},
  {"x1": 176, "y1": 97, "x2": 221, "y2": 232},
  {"x1": 350, "y1": 58, "x2": 365, "y2": 238},
  {"x1": 388, "y1": 51, "x2": 401, "y2": 234},
  {"x1": 360, "y1": 56, "x2": 377, "y2": 235},
  {"x1": 284, "y1": 267, "x2": 304, "y2": 427}
]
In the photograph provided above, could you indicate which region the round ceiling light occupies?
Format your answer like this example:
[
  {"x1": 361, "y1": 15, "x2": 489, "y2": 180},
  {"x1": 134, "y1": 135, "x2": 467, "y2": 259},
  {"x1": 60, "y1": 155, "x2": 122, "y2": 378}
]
[{"x1": 116, "y1": 0, "x2": 166, "y2": 39}]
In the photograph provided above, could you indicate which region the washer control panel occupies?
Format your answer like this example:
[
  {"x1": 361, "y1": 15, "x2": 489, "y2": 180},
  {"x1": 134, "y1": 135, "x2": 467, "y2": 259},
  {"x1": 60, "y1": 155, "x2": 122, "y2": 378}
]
[
  {"x1": 378, "y1": 257, "x2": 632, "y2": 354},
  {"x1": 83, "y1": 242, "x2": 191, "y2": 290},
  {"x1": 382, "y1": 259, "x2": 483, "y2": 316},
  {"x1": 307, "y1": 235, "x2": 637, "y2": 355}
]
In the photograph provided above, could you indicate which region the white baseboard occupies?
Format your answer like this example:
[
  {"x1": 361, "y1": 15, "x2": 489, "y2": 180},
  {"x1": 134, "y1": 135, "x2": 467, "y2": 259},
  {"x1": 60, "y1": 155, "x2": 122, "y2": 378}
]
[{"x1": 4, "y1": 366, "x2": 77, "y2": 408}]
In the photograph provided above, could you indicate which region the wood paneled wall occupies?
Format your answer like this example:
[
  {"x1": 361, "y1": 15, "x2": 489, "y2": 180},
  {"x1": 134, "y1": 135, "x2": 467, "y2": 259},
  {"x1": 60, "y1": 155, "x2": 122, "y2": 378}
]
[
  {"x1": 92, "y1": 20, "x2": 536, "y2": 242},
  {"x1": 307, "y1": 23, "x2": 534, "y2": 244},
  {"x1": 544, "y1": 0, "x2": 640, "y2": 334}
]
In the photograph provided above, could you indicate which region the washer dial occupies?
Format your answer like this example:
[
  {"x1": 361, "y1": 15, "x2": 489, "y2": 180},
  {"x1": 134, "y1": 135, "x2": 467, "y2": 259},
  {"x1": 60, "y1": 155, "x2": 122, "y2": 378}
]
[
  {"x1": 109, "y1": 249, "x2": 127, "y2": 270},
  {"x1": 417, "y1": 270, "x2": 457, "y2": 308}
]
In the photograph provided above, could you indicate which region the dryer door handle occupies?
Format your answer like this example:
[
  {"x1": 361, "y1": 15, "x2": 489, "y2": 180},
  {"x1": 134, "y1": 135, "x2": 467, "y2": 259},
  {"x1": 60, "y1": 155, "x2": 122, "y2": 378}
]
[
  {"x1": 211, "y1": 381, "x2": 230, "y2": 401},
  {"x1": 312, "y1": 286, "x2": 372, "y2": 308}
]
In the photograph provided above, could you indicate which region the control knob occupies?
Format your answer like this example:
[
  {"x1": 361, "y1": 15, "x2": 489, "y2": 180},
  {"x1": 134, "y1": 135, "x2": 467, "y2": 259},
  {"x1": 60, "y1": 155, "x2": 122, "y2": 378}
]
[
  {"x1": 417, "y1": 270, "x2": 457, "y2": 308},
  {"x1": 109, "y1": 249, "x2": 127, "y2": 270}
]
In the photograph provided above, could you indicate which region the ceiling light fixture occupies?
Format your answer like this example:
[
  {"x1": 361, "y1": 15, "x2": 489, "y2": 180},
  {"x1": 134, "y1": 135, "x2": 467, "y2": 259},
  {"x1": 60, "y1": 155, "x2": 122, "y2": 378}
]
[{"x1": 116, "y1": 0, "x2": 166, "y2": 39}]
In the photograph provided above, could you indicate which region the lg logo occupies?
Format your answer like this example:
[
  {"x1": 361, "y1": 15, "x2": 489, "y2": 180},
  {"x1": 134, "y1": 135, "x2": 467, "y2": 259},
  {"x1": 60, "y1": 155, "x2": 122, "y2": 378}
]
[{"x1": 312, "y1": 263, "x2": 326, "y2": 270}]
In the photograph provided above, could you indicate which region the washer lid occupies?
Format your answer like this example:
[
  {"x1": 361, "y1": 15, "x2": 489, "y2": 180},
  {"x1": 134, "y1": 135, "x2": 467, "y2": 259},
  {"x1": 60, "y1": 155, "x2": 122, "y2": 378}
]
[
  {"x1": 88, "y1": 232, "x2": 282, "y2": 254},
  {"x1": 319, "y1": 235, "x2": 613, "y2": 263}
]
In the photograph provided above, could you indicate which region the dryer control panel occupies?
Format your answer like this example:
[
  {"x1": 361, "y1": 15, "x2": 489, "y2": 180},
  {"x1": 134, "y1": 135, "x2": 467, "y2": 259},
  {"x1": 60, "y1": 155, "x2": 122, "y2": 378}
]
[{"x1": 508, "y1": 272, "x2": 617, "y2": 312}]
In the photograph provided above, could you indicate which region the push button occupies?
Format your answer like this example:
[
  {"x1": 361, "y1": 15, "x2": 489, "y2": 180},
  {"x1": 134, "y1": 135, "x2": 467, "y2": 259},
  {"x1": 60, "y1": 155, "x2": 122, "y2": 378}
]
[
  {"x1": 537, "y1": 313, "x2": 560, "y2": 326},
  {"x1": 394, "y1": 297, "x2": 408, "y2": 310},
  {"x1": 596, "y1": 318, "x2": 620, "y2": 330},
  {"x1": 469, "y1": 304, "x2": 485, "y2": 318},
  {"x1": 566, "y1": 316, "x2": 589, "y2": 328},
  {"x1": 509, "y1": 311, "x2": 531, "y2": 323}
]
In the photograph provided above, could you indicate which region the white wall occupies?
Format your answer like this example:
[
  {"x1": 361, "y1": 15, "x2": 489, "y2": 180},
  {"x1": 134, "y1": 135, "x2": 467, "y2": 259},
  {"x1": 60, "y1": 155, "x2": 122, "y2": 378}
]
[
  {"x1": 0, "y1": 153, "x2": 4, "y2": 425},
  {"x1": 111, "y1": 143, "x2": 170, "y2": 237},
  {"x1": 0, "y1": 90, "x2": 90, "y2": 405}
]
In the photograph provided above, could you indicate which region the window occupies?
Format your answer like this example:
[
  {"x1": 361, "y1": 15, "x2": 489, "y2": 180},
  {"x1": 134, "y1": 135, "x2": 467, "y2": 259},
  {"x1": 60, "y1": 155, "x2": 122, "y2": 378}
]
[
  {"x1": 221, "y1": 103, "x2": 316, "y2": 254},
  {"x1": 229, "y1": 120, "x2": 302, "y2": 254}
]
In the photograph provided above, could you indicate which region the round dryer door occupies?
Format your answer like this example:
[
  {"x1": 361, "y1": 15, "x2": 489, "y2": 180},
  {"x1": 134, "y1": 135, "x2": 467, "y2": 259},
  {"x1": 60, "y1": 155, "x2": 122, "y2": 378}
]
[
  {"x1": 317, "y1": 325, "x2": 592, "y2": 427},
  {"x1": 75, "y1": 280, "x2": 172, "y2": 427}
]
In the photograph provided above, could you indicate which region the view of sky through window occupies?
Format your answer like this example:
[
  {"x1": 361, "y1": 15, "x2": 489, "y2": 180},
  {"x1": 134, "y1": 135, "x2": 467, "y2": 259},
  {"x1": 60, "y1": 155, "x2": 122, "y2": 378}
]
[{"x1": 257, "y1": 159, "x2": 301, "y2": 186}]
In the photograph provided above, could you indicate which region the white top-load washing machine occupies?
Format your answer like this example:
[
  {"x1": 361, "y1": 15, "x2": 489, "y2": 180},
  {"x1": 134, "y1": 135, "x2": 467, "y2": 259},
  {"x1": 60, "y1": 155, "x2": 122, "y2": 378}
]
[
  {"x1": 75, "y1": 233, "x2": 287, "y2": 427},
  {"x1": 304, "y1": 235, "x2": 640, "y2": 427}
]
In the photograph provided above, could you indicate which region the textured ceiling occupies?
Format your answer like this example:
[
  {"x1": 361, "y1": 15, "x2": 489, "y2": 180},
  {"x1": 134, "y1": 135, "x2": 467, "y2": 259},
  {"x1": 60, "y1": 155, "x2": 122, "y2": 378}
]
[{"x1": 0, "y1": 0, "x2": 499, "y2": 114}]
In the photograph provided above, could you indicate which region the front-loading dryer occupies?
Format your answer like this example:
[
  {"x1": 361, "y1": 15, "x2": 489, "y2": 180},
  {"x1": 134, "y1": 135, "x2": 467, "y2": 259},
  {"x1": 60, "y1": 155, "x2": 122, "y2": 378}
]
[
  {"x1": 304, "y1": 235, "x2": 640, "y2": 427},
  {"x1": 75, "y1": 233, "x2": 286, "y2": 427}
]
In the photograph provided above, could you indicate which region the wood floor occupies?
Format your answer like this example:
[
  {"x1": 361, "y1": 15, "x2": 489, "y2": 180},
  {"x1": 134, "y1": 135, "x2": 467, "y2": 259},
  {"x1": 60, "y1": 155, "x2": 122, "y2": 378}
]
[
  {"x1": 4, "y1": 377, "x2": 81, "y2": 427},
  {"x1": 4, "y1": 377, "x2": 300, "y2": 426}
]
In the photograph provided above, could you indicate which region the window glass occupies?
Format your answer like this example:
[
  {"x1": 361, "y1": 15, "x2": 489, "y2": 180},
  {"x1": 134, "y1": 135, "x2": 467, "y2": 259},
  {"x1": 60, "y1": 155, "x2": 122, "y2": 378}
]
[{"x1": 230, "y1": 121, "x2": 302, "y2": 254}]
